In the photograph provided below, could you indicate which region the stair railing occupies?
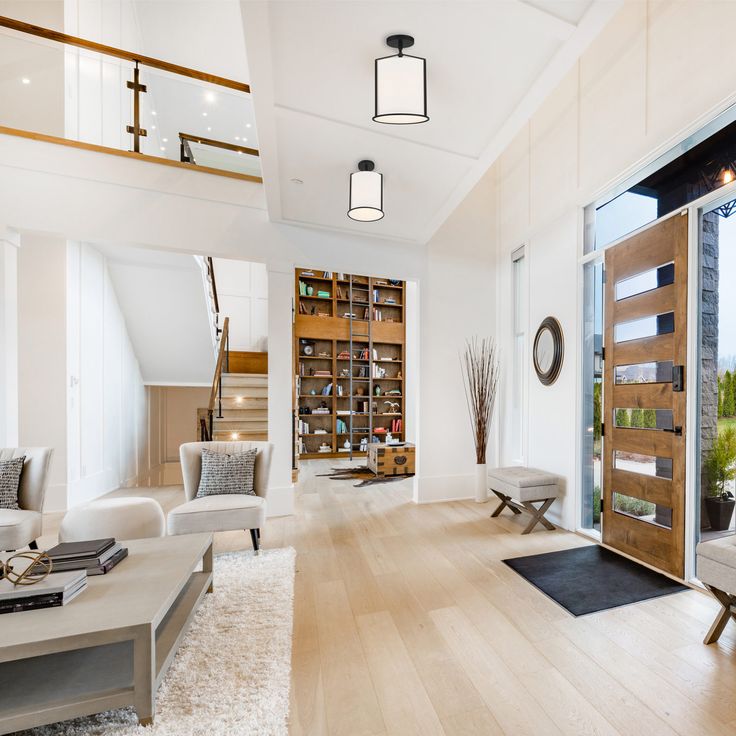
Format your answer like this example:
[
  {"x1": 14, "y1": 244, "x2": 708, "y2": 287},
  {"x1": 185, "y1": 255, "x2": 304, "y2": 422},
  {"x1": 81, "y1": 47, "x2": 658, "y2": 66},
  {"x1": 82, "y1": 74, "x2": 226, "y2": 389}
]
[{"x1": 206, "y1": 316, "x2": 230, "y2": 440}]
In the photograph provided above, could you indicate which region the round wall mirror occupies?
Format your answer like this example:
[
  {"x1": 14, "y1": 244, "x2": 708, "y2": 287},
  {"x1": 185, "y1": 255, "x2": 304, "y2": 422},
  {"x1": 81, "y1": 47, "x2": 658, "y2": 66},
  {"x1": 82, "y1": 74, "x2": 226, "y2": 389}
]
[{"x1": 533, "y1": 317, "x2": 564, "y2": 385}]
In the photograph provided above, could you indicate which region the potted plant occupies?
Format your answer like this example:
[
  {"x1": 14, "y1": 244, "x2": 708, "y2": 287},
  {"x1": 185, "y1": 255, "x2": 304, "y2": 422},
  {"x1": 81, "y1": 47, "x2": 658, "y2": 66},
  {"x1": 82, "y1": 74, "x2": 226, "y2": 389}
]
[
  {"x1": 704, "y1": 426, "x2": 736, "y2": 531},
  {"x1": 460, "y1": 337, "x2": 500, "y2": 503}
]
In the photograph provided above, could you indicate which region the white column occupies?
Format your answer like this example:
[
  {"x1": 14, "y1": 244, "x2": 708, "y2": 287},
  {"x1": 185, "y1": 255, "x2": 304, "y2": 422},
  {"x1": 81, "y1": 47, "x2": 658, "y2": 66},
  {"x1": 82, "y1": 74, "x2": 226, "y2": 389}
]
[
  {"x1": 0, "y1": 229, "x2": 20, "y2": 448},
  {"x1": 266, "y1": 263, "x2": 294, "y2": 516}
]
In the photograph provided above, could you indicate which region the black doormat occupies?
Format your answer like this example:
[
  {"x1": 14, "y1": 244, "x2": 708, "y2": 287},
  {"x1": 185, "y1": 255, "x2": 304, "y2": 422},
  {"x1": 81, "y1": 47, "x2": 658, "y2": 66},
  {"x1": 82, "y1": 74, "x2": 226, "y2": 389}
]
[
  {"x1": 317, "y1": 466, "x2": 414, "y2": 487},
  {"x1": 503, "y1": 545, "x2": 687, "y2": 616}
]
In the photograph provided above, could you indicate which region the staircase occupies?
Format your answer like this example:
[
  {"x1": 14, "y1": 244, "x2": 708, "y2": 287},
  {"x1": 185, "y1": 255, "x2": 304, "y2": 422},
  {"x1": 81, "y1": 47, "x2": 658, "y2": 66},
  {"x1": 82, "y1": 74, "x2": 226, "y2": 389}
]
[{"x1": 211, "y1": 373, "x2": 268, "y2": 441}]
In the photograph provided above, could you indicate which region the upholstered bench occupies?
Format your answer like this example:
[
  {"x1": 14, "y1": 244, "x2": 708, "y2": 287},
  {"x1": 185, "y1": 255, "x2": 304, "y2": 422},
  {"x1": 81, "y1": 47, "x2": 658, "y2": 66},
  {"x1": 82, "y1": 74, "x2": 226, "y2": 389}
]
[
  {"x1": 696, "y1": 536, "x2": 736, "y2": 644},
  {"x1": 488, "y1": 466, "x2": 559, "y2": 534}
]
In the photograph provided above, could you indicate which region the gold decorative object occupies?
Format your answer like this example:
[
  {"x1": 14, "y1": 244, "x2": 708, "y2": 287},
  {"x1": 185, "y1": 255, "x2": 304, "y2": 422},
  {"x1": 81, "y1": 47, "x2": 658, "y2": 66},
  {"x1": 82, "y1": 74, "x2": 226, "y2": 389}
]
[{"x1": 0, "y1": 551, "x2": 53, "y2": 586}]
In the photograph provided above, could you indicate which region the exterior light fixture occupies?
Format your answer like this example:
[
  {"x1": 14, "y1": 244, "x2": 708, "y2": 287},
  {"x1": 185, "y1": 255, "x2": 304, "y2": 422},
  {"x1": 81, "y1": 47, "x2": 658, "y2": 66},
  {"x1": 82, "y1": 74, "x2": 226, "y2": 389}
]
[
  {"x1": 373, "y1": 34, "x2": 428, "y2": 125},
  {"x1": 348, "y1": 160, "x2": 384, "y2": 222}
]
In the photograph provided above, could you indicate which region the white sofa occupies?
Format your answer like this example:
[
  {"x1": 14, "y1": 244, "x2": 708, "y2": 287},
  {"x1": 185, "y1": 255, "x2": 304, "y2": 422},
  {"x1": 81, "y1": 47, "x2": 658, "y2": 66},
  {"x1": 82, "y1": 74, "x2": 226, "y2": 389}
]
[
  {"x1": 167, "y1": 441, "x2": 273, "y2": 552},
  {"x1": 0, "y1": 447, "x2": 53, "y2": 552}
]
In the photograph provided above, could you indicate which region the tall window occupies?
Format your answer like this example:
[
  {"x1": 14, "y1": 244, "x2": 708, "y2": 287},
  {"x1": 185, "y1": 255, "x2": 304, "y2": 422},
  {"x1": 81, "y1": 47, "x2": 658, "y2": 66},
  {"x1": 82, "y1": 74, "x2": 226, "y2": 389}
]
[{"x1": 511, "y1": 247, "x2": 526, "y2": 463}]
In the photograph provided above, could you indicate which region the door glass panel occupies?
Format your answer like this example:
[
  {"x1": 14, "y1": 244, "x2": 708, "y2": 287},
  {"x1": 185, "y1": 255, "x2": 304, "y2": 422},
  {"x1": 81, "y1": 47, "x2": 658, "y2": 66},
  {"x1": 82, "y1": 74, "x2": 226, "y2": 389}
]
[
  {"x1": 613, "y1": 408, "x2": 674, "y2": 430},
  {"x1": 614, "y1": 312, "x2": 675, "y2": 342},
  {"x1": 613, "y1": 492, "x2": 673, "y2": 529},
  {"x1": 613, "y1": 450, "x2": 673, "y2": 479},
  {"x1": 615, "y1": 263, "x2": 674, "y2": 301},
  {"x1": 615, "y1": 361, "x2": 674, "y2": 384}
]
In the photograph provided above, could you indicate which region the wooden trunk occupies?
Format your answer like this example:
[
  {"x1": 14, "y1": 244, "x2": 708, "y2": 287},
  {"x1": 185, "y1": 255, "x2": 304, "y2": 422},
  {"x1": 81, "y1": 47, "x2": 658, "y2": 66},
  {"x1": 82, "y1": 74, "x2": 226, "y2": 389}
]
[{"x1": 367, "y1": 443, "x2": 415, "y2": 476}]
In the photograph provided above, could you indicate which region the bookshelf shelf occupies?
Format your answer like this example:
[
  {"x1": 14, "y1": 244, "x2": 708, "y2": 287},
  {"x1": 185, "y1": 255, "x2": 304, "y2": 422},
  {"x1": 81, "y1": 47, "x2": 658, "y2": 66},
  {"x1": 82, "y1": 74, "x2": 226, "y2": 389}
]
[{"x1": 294, "y1": 270, "x2": 406, "y2": 461}]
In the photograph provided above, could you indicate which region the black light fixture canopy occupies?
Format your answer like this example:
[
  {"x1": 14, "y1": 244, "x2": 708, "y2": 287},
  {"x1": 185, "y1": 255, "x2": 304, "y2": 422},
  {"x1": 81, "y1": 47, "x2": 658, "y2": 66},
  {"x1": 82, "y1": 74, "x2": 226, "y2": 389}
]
[
  {"x1": 373, "y1": 33, "x2": 428, "y2": 125},
  {"x1": 348, "y1": 159, "x2": 384, "y2": 222}
]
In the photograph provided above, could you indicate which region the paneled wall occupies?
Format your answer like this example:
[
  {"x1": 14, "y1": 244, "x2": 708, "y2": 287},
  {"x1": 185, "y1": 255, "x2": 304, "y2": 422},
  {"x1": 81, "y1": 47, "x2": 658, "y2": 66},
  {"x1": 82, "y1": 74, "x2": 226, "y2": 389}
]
[{"x1": 212, "y1": 258, "x2": 268, "y2": 352}]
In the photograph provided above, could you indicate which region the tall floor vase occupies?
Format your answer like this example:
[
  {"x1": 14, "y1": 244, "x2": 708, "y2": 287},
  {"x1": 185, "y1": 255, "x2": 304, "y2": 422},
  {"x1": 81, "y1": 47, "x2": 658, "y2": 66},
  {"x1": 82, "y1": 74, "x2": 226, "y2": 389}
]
[{"x1": 475, "y1": 463, "x2": 488, "y2": 503}]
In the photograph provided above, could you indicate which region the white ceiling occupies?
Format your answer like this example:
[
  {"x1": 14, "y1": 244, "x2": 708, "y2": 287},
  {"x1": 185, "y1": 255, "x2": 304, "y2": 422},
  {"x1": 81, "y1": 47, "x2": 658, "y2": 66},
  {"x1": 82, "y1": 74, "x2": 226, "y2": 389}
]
[{"x1": 241, "y1": 0, "x2": 621, "y2": 244}]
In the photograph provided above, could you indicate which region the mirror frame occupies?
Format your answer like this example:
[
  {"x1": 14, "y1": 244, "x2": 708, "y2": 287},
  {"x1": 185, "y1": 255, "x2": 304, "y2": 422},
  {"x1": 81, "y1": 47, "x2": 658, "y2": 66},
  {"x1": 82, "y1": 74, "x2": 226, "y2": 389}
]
[{"x1": 533, "y1": 316, "x2": 564, "y2": 386}]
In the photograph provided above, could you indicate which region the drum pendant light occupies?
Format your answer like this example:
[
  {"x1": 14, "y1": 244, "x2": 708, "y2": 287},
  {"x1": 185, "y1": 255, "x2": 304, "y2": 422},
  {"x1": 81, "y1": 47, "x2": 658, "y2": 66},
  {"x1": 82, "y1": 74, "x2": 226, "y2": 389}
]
[
  {"x1": 347, "y1": 160, "x2": 384, "y2": 222},
  {"x1": 373, "y1": 34, "x2": 428, "y2": 125}
]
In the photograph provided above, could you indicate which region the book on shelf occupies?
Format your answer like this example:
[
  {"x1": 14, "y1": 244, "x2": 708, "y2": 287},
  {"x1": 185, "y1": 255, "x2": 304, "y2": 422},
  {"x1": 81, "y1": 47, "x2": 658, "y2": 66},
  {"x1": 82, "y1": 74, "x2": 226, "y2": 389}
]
[
  {"x1": 312, "y1": 370, "x2": 331, "y2": 377},
  {"x1": 46, "y1": 538, "x2": 129, "y2": 576},
  {"x1": 320, "y1": 383, "x2": 333, "y2": 396},
  {"x1": 0, "y1": 565, "x2": 87, "y2": 615},
  {"x1": 317, "y1": 290, "x2": 331, "y2": 298}
]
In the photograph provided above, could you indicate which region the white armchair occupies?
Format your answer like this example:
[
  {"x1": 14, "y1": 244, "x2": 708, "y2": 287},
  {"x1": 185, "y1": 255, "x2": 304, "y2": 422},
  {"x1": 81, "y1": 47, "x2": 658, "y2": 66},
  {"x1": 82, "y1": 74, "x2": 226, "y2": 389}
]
[
  {"x1": 167, "y1": 441, "x2": 273, "y2": 552},
  {"x1": 0, "y1": 447, "x2": 53, "y2": 552}
]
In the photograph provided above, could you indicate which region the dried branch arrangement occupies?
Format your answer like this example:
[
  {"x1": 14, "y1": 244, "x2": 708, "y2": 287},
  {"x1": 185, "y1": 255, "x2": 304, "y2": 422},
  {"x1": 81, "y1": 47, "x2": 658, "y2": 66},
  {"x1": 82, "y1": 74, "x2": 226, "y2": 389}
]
[{"x1": 460, "y1": 337, "x2": 500, "y2": 464}]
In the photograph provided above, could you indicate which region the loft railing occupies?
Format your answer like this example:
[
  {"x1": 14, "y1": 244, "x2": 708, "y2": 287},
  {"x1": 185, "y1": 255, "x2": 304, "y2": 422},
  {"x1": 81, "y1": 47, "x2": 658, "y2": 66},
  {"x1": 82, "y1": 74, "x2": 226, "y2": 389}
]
[
  {"x1": 206, "y1": 316, "x2": 231, "y2": 441},
  {"x1": 0, "y1": 15, "x2": 262, "y2": 183}
]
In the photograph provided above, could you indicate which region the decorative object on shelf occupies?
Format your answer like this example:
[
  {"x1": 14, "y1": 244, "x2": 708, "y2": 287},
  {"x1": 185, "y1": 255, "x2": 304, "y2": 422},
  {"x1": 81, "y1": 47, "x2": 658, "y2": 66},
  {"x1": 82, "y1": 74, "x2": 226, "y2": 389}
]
[
  {"x1": 460, "y1": 337, "x2": 500, "y2": 503},
  {"x1": 309, "y1": 389, "x2": 316, "y2": 396},
  {"x1": 704, "y1": 426, "x2": 736, "y2": 531},
  {"x1": 533, "y1": 316, "x2": 564, "y2": 386},
  {"x1": 374, "y1": 385, "x2": 382, "y2": 396},
  {"x1": 300, "y1": 339, "x2": 315, "y2": 356},
  {"x1": 306, "y1": 284, "x2": 314, "y2": 296},
  {"x1": 344, "y1": 440, "x2": 351, "y2": 450},
  {"x1": 373, "y1": 34, "x2": 428, "y2": 125},
  {"x1": 384, "y1": 401, "x2": 400, "y2": 413},
  {"x1": 0, "y1": 550, "x2": 53, "y2": 586},
  {"x1": 318, "y1": 443, "x2": 331, "y2": 453},
  {"x1": 348, "y1": 160, "x2": 384, "y2": 222}
]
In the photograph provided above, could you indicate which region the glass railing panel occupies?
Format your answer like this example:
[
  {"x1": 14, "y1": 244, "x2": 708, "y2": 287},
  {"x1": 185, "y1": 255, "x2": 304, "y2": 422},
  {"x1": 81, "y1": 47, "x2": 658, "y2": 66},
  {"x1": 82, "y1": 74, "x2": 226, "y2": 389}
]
[{"x1": 0, "y1": 18, "x2": 260, "y2": 181}]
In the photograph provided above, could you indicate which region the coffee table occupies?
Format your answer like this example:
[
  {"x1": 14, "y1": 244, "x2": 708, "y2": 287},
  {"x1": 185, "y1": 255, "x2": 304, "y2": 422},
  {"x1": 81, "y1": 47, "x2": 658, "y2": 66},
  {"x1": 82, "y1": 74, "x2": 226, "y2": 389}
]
[{"x1": 0, "y1": 533, "x2": 213, "y2": 733}]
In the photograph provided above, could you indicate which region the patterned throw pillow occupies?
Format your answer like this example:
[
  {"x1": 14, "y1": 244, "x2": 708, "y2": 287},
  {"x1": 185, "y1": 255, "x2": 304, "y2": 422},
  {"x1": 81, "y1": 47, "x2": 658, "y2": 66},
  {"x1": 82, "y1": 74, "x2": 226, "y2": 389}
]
[
  {"x1": 0, "y1": 456, "x2": 25, "y2": 510},
  {"x1": 196, "y1": 448, "x2": 257, "y2": 498}
]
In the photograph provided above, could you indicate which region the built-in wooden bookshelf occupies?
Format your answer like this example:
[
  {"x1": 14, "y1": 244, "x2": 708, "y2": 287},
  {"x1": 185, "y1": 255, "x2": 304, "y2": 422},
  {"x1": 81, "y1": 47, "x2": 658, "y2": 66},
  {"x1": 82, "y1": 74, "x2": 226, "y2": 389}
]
[{"x1": 294, "y1": 269, "x2": 406, "y2": 459}]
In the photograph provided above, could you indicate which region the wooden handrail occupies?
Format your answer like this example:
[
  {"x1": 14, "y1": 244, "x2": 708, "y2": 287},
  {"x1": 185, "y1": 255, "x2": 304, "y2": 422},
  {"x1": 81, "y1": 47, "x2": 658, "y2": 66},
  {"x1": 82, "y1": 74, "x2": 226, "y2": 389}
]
[
  {"x1": 209, "y1": 316, "x2": 230, "y2": 413},
  {"x1": 207, "y1": 257, "x2": 220, "y2": 316},
  {"x1": 0, "y1": 15, "x2": 250, "y2": 93},
  {"x1": 180, "y1": 133, "x2": 259, "y2": 158}
]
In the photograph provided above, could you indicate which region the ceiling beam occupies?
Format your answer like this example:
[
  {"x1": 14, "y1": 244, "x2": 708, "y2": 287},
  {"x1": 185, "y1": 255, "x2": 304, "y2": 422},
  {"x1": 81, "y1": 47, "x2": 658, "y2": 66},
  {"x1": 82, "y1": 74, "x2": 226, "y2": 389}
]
[{"x1": 511, "y1": 0, "x2": 579, "y2": 38}]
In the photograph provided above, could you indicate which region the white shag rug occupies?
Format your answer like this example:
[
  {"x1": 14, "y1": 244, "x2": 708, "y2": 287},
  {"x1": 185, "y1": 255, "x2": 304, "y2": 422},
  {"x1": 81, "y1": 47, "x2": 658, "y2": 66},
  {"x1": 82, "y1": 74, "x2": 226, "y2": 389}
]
[{"x1": 18, "y1": 548, "x2": 296, "y2": 736}]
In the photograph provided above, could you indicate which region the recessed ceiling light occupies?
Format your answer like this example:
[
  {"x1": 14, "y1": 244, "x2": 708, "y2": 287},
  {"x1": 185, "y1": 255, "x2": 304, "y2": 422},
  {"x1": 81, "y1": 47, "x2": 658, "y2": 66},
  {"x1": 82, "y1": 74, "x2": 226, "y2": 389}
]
[
  {"x1": 151, "y1": 124, "x2": 156, "y2": 130},
  {"x1": 160, "y1": 146, "x2": 166, "y2": 152},
  {"x1": 202, "y1": 112, "x2": 208, "y2": 117},
  {"x1": 246, "y1": 123, "x2": 252, "y2": 128},
  {"x1": 243, "y1": 137, "x2": 248, "y2": 142},
  {"x1": 21, "y1": 77, "x2": 30, "y2": 85},
  {"x1": 152, "y1": 111, "x2": 157, "y2": 116},
  {"x1": 234, "y1": 136, "x2": 240, "y2": 141},
  {"x1": 162, "y1": 137, "x2": 168, "y2": 143},
  {"x1": 205, "y1": 91, "x2": 216, "y2": 103},
  {"x1": 238, "y1": 151, "x2": 243, "y2": 155}
]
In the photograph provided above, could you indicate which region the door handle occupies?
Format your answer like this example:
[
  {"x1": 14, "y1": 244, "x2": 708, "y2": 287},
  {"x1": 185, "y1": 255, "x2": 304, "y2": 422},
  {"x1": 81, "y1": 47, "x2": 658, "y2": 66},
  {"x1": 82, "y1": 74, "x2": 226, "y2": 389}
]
[
  {"x1": 663, "y1": 426, "x2": 683, "y2": 436},
  {"x1": 672, "y1": 365, "x2": 684, "y2": 392}
]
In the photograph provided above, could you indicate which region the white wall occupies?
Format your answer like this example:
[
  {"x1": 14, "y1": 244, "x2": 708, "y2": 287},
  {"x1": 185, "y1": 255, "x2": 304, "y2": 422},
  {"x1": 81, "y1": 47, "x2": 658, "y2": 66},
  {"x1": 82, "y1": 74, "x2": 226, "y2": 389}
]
[
  {"x1": 416, "y1": 170, "x2": 497, "y2": 503},
  {"x1": 212, "y1": 258, "x2": 268, "y2": 352},
  {"x1": 104, "y1": 257, "x2": 214, "y2": 385},
  {"x1": 0, "y1": 231, "x2": 19, "y2": 448},
  {"x1": 66, "y1": 241, "x2": 149, "y2": 507},
  {"x1": 17, "y1": 234, "x2": 68, "y2": 510}
]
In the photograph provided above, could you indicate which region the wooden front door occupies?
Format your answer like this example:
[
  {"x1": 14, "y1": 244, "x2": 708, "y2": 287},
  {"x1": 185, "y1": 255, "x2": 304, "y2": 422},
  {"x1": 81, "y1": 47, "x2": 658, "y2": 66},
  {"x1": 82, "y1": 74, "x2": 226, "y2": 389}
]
[{"x1": 602, "y1": 212, "x2": 688, "y2": 578}]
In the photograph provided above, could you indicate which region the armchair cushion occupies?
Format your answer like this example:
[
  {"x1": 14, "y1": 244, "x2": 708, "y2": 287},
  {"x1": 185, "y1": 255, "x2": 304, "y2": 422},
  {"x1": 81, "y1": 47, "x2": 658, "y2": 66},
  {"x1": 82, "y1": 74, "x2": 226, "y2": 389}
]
[
  {"x1": 0, "y1": 456, "x2": 25, "y2": 509},
  {"x1": 0, "y1": 509, "x2": 42, "y2": 551},
  {"x1": 167, "y1": 494, "x2": 265, "y2": 536},
  {"x1": 196, "y1": 448, "x2": 257, "y2": 498}
]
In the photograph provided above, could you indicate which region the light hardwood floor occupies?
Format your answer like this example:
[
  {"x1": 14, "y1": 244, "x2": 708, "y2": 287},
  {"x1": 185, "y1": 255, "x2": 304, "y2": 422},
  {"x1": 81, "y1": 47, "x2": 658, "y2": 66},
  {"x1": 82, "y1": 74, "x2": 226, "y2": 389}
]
[{"x1": 40, "y1": 460, "x2": 736, "y2": 736}]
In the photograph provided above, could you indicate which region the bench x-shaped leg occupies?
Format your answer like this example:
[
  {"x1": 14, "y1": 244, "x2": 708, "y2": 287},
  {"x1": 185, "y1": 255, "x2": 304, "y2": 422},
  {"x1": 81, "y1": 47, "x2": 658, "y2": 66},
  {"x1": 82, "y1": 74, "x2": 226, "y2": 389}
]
[
  {"x1": 491, "y1": 490, "x2": 522, "y2": 517},
  {"x1": 703, "y1": 584, "x2": 736, "y2": 644},
  {"x1": 520, "y1": 499, "x2": 556, "y2": 534}
]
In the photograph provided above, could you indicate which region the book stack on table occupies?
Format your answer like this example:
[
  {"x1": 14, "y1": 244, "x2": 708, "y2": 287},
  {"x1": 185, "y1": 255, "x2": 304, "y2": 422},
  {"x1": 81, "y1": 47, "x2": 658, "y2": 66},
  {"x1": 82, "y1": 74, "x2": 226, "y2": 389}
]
[
  {"x1": 0, "y1": 568, "x2": 87, "y2": 615},
  {"x1": 46, "y1": 538, "x2": 128, "y2": 576}
]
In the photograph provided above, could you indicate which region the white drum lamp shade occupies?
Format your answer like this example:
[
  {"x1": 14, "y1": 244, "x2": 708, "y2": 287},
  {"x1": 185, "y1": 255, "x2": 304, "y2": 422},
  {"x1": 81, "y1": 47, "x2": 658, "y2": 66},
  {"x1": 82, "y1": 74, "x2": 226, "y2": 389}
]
[
  {"x1": 348, "y1": 160, "x2": 384, "y2": 222},
  {"x1": 373, "y1": 34, "x2": 428, "y2": 125}
]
